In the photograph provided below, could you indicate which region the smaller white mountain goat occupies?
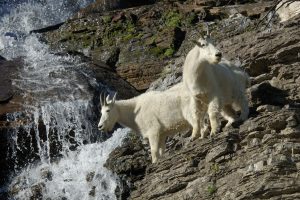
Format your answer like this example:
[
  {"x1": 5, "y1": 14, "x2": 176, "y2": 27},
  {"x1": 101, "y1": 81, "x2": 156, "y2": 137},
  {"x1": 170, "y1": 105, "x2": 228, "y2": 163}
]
[
  {"x1": 98, "y1": 83, "x2": 206, "y2": 163},
  {"x1": 183, "y1": 33, "x2": 250, "y2": 137}
]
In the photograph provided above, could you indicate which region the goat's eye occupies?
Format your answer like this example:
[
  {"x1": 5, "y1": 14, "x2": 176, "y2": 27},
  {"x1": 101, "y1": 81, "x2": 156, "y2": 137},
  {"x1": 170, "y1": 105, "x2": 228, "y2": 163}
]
[
  {"x1": 106, "y1": 110, "x2": 110, "y2": 112},
  {"x1": 201, "y1": 43, "x2": 206, "y2": 47}
]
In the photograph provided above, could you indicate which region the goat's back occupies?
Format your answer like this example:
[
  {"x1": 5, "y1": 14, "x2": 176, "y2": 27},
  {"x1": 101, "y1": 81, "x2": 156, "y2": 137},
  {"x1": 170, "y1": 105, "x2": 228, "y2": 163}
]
[{"x1": 134, "y1": 83, "x2": 191, "y2": 135}]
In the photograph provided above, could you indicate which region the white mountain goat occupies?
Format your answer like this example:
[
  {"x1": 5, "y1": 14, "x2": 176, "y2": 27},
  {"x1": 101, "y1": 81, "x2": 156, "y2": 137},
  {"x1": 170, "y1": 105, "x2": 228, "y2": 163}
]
[
  {"x1": 183, "y1": 33, "x2": 250, "y2": 137},
  {"x1": 97, "y1": 83, "x2": 206, "y2": 163}
]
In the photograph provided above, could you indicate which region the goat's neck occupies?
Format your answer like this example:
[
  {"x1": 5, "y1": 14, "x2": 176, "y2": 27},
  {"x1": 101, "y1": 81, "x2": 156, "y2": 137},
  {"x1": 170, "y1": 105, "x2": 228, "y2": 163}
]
[
  {"x1": 115, "y1": 100, "x2": 139, "y2": 132},
  {"x1": 186, "y1": 48, "x2": 210, "y2": 75},
  {"x1": 183, "y1": 49, "x2": 213, "y2": 96}
]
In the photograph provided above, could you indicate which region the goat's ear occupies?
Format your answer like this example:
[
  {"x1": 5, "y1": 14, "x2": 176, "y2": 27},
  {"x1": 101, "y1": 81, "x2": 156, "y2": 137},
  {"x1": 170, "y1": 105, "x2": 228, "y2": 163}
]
[
  {"x1": 112, "y1": 92, "x2": 117, "y2": 104},
  {"x1": 191, "y1": 39, "x2": 203, "y2": 48}
]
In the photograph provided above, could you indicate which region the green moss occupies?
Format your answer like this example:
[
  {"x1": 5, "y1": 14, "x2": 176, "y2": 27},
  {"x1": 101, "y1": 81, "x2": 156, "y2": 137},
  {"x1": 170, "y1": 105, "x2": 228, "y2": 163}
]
[
  {"x1": 100, "y1": 18, "x2": 139, "y2": 45},
  {"x1": 126, "y1": 22, "x2": 136, "y2": 33},
  {"x1": 163, "y1": 47, "x2": 175, "y2": 57},
  {"x1": 150, "y1": 46, "x2": 165, "y2": 56},
  {"x1": 207, "y1": 185, "x2": 217, "y2": 196},
  {"x1": 122, "y1": 33, "x2": 135, "y2": 42},
  {"x1": 147, "y1": 36, "x2": 157, "y2": 45},
  {"x1": 164, "y1": 10, "x2": 182, "y2": 28},
  {"x1": 135, "y1": 33, "x2": 144, "y2": 40},
  {"x1": 102, "y1": 15, "x2": 112, "y2": 24},
  {"x1": 81, "y1": 36, "x2": 92, "y2": 48},
  {"x1": 211, "y1": 163, "x2": 220, "y2": 173}
]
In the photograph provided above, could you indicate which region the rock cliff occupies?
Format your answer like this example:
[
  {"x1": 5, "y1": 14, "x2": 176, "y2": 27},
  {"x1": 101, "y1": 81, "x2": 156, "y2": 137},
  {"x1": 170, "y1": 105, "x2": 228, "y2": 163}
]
[{"x1": 103, "y1": 1, "x2": 300, "y2": 200}]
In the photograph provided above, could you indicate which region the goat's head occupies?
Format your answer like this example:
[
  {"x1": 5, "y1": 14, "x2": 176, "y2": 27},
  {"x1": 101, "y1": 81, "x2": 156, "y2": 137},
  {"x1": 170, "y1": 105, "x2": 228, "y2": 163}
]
[
  {"x1": 98, "y1": 93, "x2": 118, "y2": 132},
  {"x1": 191, "y1": 27, "x2": 222, "y2": 64}
]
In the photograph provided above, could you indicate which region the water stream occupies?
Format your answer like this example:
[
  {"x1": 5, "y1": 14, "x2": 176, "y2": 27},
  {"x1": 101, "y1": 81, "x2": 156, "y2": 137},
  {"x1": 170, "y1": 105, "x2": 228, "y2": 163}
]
[{"x1": 0, "y1": 0, "x2": 127, "y2": 199}]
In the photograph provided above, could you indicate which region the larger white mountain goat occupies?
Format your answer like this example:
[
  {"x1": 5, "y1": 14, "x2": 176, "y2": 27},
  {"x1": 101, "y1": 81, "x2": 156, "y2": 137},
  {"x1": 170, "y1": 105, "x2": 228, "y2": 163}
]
[
  {"x1": 183, "y1": 34, "x2": 250, "y2": 137},
  {"x1": 97, "y1": 83, "x2": 206, "y2": 163}
]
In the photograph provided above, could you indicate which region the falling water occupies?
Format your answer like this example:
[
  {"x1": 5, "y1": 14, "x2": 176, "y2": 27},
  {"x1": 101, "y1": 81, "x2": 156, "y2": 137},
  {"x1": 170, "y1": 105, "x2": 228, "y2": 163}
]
[
  {"x1": 9, "y1": 128, "x2": 128, "y2": 200},
  {"x1": 0, "y1": 0, "x2": 128, "y2": 199}
]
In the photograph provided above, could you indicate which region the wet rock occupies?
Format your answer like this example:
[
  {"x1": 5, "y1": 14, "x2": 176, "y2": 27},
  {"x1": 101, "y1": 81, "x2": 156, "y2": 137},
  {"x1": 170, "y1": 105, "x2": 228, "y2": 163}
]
[
  {"x1": 76, "y1": 0, "x2": 156, "y2": 18},
  {"x1": 40, "y1": 167, "x2": 53, "y2": 181},
  {"x1": 86, "y1": 171, "x2": 95, "y2": 182},
  {"x1": 0, "y1": 59, "x2": 19, "y2": 106},
  {"x1": 89, "y1": 186, "x2": 96, "y2": 197},
  {"x1": 105, "y1": 132, "x2": 150, "y2": 177},
  {"x1": 30, "y1": 22, "x2": 64, "y2": 34},
  {"x1": 30, "y1": 182, "x2": 45, "y2": 200}
]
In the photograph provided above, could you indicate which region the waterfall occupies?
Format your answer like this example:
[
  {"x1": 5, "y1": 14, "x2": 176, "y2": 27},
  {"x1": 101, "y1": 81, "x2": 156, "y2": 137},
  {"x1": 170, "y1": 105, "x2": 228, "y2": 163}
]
[
  {"x1": 0, "y1": 0, "x2": 128, "y2": 199},
  {"x1": 9, "y1": 128, "x2": 128, "y2": 200}
]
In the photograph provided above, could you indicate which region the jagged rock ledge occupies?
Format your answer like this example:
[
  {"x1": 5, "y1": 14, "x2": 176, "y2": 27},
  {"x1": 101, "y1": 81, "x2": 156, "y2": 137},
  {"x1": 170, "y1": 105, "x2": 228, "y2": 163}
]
[{"x1": 105, "y1": 12, "x2": 300, "y2": 200}]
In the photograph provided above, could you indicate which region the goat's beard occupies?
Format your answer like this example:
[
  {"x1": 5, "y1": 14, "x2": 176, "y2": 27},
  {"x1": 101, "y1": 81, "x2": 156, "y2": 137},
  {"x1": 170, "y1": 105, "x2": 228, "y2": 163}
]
[{"x1": 212, "y1": 57, "x2": 221, "y2": 64}]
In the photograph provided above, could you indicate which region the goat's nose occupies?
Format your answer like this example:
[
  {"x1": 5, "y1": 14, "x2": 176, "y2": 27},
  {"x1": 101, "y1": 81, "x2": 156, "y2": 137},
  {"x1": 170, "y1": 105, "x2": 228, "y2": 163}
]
[
  {"x1": 216, "y1": 52, "x2": 222, "y2": 58},
  {"x1": 98, "y1": 125, "x2": 103, "y2": 129}
]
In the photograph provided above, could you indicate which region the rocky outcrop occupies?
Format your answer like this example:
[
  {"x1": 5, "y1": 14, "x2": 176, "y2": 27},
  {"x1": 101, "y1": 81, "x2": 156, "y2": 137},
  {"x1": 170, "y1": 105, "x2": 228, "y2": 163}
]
[
  {"x1": 43, "y1": 0, "x2": 275, "y2": 92},
  {"x1": 105, "y1": 9, "x2": 300, "y2": 200},
  {"x1": 76, "y1": 0, "x2": 156, "y2": 18},
  {"x1": 0, "y1": 58, "x2": 22, "y2": 112}
]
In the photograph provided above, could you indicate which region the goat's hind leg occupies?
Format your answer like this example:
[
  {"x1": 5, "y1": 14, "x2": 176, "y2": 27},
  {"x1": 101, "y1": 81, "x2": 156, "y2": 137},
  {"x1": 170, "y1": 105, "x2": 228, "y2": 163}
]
[
  {"x1": 238, "y1": 96, "x2": 249, "y2": 122},
  {"x1": 221, "y1": 105, "x2": 237, "y2": 128},
  {"x1": 200, "y1": 114, "x2": 210, "y2": 139}
]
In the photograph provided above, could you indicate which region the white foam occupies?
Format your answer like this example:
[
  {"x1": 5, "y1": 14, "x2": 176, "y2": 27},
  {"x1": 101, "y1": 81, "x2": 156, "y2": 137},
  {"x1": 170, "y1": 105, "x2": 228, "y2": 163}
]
[{"x1": 10, "y1": 128, "x2": 129, "y2": 200}]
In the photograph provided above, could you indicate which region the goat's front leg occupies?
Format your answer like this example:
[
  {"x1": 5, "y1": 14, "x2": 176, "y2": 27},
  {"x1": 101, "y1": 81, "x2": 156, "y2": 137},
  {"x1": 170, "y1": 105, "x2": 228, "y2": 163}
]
[
  {"x1": 200, "y1": 116, "x2": 209, "y2": 139},
  {"x1": 188, "y1": 98, "x2": 203, "y2": 140},
  {"x1": 208, "y1": 100, "x2": 221, "y2": 136},
  {"x1": 148, "y1": 133, "x2": 160, "y2": 163}
]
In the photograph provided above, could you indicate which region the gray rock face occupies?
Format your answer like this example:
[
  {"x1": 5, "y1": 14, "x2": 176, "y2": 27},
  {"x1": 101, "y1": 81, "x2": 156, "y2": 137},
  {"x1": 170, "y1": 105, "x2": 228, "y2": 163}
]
[{"x1": 105, "y1": 11, "x2": 300, "y2": 200}]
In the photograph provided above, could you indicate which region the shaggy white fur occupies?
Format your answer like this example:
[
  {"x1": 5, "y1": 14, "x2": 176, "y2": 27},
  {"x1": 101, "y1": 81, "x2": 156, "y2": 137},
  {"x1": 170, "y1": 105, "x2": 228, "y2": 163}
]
[
  {"x1": 276, "y1": 0, "x2": 300, "y2": 22},
  {"x1": 183, "y1": 36, "x2": 250, "y2": 137},
  {"x1": 98, "y1": 83, "x2": 206, "y2": 163}
]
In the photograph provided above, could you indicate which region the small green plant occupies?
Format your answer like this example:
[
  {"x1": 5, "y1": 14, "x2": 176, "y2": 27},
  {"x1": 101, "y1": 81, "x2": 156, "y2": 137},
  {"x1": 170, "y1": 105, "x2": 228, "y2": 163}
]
[
  {"x1": 150, "y1": 46, "x2": 165, "y2": 57},
  {"x1": 126, "y1": 22, "x2": 136, "y2": 33},
  {"x1": 164, "y1": 10, "x2": 182, "y2": 28},
  {"x1": 163, "y1": 47, "x2": 175, "y2": 58},
  {"x1": 211, "y1": 163, "x2": 220, "y2": 173},
  {"x1": 135, "y1": 33, "x2": 144, "y2": 40},
  {"x1": 122, "y1": 33, "x2": 134, "y2": 42},
  {"x1": 207, "y1": 184, "x2": 217, "y2": 196},
  {"x1": 102, "y1": 15, "x2": 112, "y2": 24}
]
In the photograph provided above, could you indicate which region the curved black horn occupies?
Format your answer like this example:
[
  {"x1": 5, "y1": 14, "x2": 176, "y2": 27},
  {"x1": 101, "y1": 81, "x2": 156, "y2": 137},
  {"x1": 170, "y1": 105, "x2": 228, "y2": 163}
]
[
  {"x1": 205, "y1": 23, "x2": 210, "y2": 37},
  {"x1": 100, "y1": 92, "x2": 104, "y2": 106},
  {"x1": 104, "y1": 92, "x2": 109, "y2": 106}
]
